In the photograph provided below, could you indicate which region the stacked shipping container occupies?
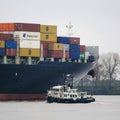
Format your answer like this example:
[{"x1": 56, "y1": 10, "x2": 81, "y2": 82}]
[
  {"x1": 0, "y1": 23, "x2": 41, "y2": 58},
  {"x1": 48, "y1": 43, "x2": 64, "y2": 58},
  {"x1": 5, "y1": 41, "x2": 17, "y2": 56},
  {"x1": 57, "y1": 37, "x2": 81, "y2": 60},
  {"x1": 14, "y1": 23, "x2": 40, "y2": 57},
  {"x1": 80, "y1": 45, "x2": 85, "y2": 60},
  {"x1": 40, "y1": 25, "x2": 57, "y2": 58},
  {"x1": 0, "y1": 40, "x2": 5, "y2": 56},
  {"x1": 0, "y1": 22, "x2": 94, "y2": 62}
]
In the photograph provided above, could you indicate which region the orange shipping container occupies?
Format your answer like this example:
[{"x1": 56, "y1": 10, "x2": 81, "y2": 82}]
[
  {"x1": 0, "y1": 23, "x2": 14, "y2": 32},
  {"x1": 20, "y1": 48, "x2": 40, "y2": 57}
]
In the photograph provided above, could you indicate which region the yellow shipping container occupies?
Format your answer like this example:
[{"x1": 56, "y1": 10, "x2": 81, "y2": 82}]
[
  {"x1": 0, "y1": 40, "x2": 5, "y2": 48},
  {"x1": 20, "y1": 48, "x2": 40, "y2": 57},
  {"x1": 48, "y1": 43, "x2": 64, "y2": 51},
  {"x1": 40, "y1": 25, "x2": 57, "y2": 33},
  {"x1": 40, "y1": 33, "x2": 57, "y2": 42}
]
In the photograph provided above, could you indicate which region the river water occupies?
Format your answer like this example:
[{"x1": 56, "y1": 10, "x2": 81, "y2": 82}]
[{"x1": 0, "y1": 95, "x2": 120, "y2": 120}]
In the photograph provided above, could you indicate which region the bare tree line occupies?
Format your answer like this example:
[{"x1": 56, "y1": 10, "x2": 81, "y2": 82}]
[
  {"x1": 96, "y1": 52, "x2": 120, "y2": 89},
  {"x1": 77, "y1": 52, "x2": 120, "y2": 94}
]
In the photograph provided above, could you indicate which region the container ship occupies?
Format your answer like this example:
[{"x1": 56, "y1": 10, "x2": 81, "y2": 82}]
[{"x1": 0, "y1": 23, "x2": 98, "y2": 101}]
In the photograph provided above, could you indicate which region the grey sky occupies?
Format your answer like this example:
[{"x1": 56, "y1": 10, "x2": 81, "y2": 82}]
[{"x1": 0, "y1": 0, "x2": 120, "y2": 54}]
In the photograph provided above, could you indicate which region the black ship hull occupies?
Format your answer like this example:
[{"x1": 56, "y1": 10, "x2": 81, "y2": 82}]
[{"x1": 0, "y1": 62, "x2": 94, "y2": 100}]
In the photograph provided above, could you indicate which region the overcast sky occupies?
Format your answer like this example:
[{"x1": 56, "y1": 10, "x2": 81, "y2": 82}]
[{"x1": 0, "y1": 0, "x2": 120, "y2": 55}]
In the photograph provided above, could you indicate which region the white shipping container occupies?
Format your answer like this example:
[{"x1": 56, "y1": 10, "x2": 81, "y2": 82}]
[
  {"x1": 14, "y1": 31, "x2": 40, "y2": 40},
  {"x1": 20, "y1": 40, "x2": 40, "y2": 48},
  {"x1": 85, "y1": 52, "x2": 90, "y2": 60},
  {"x1": 64, "y1": 44, "x2": 69, "y2": 51}
]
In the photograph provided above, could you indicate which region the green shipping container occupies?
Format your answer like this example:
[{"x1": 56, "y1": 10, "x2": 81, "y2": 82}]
[{"x1": 80, "y1": 52, "x2": 85, "y2": 60}]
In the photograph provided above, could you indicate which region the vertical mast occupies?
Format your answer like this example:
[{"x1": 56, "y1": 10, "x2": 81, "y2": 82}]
[
  {"x1": 15, "y1": 35, "x2": 20, "y2": 64},
  {"x1": 66, "y1": 21, "x2": 73, "y2": 37}
]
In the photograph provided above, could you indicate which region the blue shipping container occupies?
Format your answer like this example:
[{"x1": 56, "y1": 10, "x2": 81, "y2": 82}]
[
  {"x1": 70, "y1": 51, "x2": 80, "y2": 59},
  {"x1": 0, "y1": 48, "x2": 5, "y2": 56},
  {"x1": 88, "y1": 55, "x2": 95, "y2": 62},
  {"x1": 70, "y1": 44, "x2": 80, "y2": 59},
  {"x1": 70, "y1": 44, "x2": 80, "y2": 51},
  {"x1": 57, "y1": 37, "x2": 70, "y2": 44},
  {"x1": 5, "y1": 41, "x2": 17, "y2": 49}
]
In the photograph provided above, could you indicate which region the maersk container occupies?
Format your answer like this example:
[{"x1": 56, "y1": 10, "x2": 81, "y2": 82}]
[
  {"x1": 20, "y1": 48, "x2": 40, "y2": 57},
  {"x1": 6, "y1": 48, "x2": 16, "y2": 56},
  {"x1": 5, "y1": 41, "x2": 17, "y2": 49},
  {"x1": 40, "y1": 33, "x2": 57, "y2": 42},
  {"x1": 0, "y1": 41, "x2": 5, "y2": 48},
  {"x1": 14, "y1": 31, "x2": 40, "y2": 40},
  {"x1": 0, "y1": 48, "x2": 5, "y2": 56},
  {"x1": 70, "y1": 37, "x2": 80, "y2": 44},
  {"x1": 20, "y1": 40, "x2": 40, "y2": 49},
  {"x1": 40, "y1": 25, "x2": 57, "y2": 33},
  {"x1": 14, "y1": 23, "x2": 40, "y2": 32},
  {"x1": 0, "y1": 33, "x2": 13, "y2": 40},
  {"x1": 57, "y1": 37, "x2": 70, "y2": 44},
  {"x1": 48, "y1": 43, "x2": 64, "y2": 51}
]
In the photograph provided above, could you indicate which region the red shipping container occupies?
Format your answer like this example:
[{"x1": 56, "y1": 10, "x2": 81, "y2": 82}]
[
  {"x1": 70, "y1": 37, "x2": 80, "y2": 44},
  {"x1": 41, "y1": 41, "x2": 55, "y2": 50},
  {"x1": 65, "y1": 51, "x2": 69, "y2": 58},
  {"x1": 48, "y1": 50, "x2": 63, "y2": 58},
  {"x1": 43, "y1": 49, "x2": 49, "y2": 58},
  {"x1": 6, "y1": 48, "x2": 16, "y2": 56},
  {"x1": 0, "y1": 33, "x2": 13, "y2": 40},
  {"x1": 80, "y1": 45, "x2": 86, "y2": 52},
  {"x1": 14, "y1": 23, "x2": 40, "y2": 32},
  {"x1": 41, "y1": 41, "x2": 55, "y2": 58}
]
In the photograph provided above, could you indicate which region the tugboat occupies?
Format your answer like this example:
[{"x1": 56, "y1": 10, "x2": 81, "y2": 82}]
[{"x1": 46, "y1": 74, "x2": 95, "y2": 103}]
